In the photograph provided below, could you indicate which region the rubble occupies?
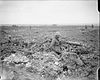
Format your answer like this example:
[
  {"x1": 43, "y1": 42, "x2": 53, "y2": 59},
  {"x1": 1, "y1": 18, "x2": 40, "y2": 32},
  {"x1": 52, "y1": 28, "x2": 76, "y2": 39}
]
[{"x1": 0, "y1": 28, "x2": 99, "y2": 80}]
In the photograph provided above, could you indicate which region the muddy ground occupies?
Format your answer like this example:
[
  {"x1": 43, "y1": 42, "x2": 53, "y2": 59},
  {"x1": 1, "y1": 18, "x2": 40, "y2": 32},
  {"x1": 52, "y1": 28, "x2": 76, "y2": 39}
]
[{"x1": 0, "y1": 25, "x2": 99, "y2": 80}]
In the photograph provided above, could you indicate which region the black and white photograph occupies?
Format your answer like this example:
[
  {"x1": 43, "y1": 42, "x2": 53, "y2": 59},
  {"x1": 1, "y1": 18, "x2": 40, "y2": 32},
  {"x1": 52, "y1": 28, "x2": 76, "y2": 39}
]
[{"x1": 0, "y1": 0, "x2": 99, "y2": 80}]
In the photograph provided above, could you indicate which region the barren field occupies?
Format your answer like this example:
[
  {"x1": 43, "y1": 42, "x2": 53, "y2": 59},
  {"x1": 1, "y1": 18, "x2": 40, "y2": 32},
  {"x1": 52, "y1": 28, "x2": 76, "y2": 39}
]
[{"x1": 0, "y1": 25, "x2": 99, "y2": 80}]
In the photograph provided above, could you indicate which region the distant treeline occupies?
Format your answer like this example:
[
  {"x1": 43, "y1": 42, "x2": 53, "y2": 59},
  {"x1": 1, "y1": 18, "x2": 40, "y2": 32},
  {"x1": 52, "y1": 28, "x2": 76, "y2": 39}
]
[{"x1": 0, "y1": 24, "x2": 98, "y2": 28}]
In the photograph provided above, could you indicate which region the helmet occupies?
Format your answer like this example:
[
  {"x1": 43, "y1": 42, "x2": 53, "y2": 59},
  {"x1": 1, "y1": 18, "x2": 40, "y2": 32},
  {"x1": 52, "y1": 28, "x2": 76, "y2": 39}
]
[{"x1": 55, "y1": 31, "x2": 61, "y2": 36}]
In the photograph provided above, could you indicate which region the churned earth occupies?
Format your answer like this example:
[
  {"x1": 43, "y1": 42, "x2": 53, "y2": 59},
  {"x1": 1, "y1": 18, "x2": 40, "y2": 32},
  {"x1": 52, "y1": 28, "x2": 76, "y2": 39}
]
[{"x1": 0, "y1": 25, "x2": 99, "y2": 80}]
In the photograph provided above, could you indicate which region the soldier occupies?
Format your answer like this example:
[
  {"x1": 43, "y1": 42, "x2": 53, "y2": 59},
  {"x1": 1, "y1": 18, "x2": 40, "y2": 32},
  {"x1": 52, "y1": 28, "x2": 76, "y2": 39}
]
[
  {"x1": 49, "y1": 32, "x2": 62, "y2": 57},
  {"x1": 50, "y1": 32, "x2": 61, "y2": 48}
]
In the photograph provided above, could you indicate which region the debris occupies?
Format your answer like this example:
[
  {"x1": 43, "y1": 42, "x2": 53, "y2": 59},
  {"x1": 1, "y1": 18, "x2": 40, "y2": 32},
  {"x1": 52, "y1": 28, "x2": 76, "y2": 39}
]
[{"x1": 0, "y1": 26, "x2": 99, "y2": 80}]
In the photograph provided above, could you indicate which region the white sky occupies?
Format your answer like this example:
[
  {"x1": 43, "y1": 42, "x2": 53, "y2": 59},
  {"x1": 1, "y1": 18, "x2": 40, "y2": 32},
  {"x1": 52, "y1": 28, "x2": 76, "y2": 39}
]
[{"x1": 0, "y1": 0, "x2": 99, "y2": 25}]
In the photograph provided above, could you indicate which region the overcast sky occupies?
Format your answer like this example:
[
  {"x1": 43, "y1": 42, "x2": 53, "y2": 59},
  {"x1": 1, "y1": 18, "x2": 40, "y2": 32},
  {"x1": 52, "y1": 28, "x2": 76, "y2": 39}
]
[{"x1": 0, "y1": 0, "x2": 99, "y2": 25}]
